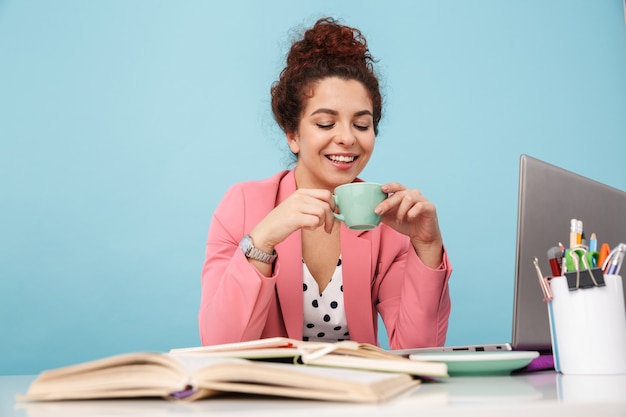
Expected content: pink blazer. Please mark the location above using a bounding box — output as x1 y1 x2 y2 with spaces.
199 170 452 349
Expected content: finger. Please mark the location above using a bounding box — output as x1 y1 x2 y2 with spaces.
381 182 405 194
306 189 337 213
301 189 336 230
396 192 428 223
404 200 428 222
395 194 416 223
299 215 325 231
407 200 436 221
301 197 335 232
324 209 336 233
328 195 337 213
376 189 414 216
299 199 336 232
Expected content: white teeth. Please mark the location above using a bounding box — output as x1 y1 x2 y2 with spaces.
328 155 355 162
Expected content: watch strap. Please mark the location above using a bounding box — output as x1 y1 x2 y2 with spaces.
241 234 277 264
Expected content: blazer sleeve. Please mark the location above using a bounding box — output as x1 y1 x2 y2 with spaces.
376 234 452 350
198 183 279 345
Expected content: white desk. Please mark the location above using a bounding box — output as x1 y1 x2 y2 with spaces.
2 371 626 417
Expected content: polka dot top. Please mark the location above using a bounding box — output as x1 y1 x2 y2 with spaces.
302 257 350 342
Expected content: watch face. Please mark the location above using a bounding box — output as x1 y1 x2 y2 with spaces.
240 235 252 255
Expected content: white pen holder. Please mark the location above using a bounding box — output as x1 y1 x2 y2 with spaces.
557 374 626 403
547 274 626 375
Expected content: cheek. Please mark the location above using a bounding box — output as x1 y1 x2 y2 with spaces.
361 135 376 155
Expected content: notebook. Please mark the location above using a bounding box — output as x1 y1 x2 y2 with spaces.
393 154 626 355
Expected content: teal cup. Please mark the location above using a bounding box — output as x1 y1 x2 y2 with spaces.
333 182 387 230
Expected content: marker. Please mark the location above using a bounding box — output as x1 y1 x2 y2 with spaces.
598 243 611 271
576 220 583 246
547 246 563 276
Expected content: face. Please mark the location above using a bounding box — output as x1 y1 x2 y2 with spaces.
288 77 375 191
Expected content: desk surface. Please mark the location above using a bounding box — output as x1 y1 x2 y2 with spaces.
2 371 626 417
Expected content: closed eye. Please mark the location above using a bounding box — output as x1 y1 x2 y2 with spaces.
317 123 335 129
354 124 370 131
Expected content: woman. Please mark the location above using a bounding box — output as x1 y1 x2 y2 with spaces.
198 17 451 349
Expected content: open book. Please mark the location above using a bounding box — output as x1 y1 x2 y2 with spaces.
170 337 448 378
19 338 448 403
18 352 421 403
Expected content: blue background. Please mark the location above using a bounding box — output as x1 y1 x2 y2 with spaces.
1 0 625 375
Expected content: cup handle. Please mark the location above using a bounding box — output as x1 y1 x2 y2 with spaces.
332 195 344 222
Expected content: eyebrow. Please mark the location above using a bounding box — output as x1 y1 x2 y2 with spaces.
310 108 373 117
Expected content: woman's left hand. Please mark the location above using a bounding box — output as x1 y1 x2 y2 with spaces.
375 182 444 268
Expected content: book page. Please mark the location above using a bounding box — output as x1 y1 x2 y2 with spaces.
193 360 419 403
170 337 299 354
167 354 252 374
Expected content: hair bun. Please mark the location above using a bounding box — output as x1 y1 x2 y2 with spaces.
288 18 374 70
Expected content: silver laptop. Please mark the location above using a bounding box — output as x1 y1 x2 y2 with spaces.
393 154 626 355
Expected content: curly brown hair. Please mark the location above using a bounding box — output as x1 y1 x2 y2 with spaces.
271 17 382 136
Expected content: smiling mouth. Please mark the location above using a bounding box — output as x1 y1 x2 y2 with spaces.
327 155 356 163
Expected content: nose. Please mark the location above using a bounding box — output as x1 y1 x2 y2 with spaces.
334 124 356 146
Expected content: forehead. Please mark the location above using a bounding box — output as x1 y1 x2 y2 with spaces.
303 77 373 115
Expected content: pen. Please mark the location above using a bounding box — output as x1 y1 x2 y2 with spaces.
576 220 583 246
605 243 625 275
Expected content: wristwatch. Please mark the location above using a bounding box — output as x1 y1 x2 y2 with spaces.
240 234 277 264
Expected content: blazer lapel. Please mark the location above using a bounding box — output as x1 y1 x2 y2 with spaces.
274 171 304 339
341 226 376 344
275 230 304 339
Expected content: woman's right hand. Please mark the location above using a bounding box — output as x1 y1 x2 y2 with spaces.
248 188 337 256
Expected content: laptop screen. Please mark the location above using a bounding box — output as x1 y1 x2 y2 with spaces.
512 154 626 351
